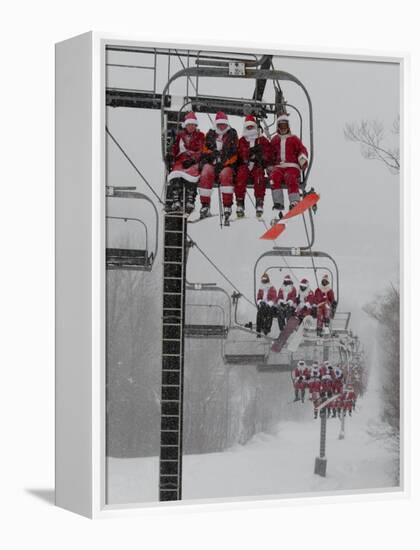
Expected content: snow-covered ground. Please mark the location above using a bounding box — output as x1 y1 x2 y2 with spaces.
107 397 399 504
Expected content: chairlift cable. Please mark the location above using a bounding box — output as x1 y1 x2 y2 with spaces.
106 127 164 206
187 237 255 308
302 210 320 289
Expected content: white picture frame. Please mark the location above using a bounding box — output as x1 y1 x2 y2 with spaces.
55 32 408 518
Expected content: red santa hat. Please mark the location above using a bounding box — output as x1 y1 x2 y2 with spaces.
276 113 290 125
215 111 229 126
283 274 293 284
182 111 199 128
300 278 309 286
243 114 257 128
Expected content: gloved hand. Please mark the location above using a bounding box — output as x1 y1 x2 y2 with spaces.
182 158 195 169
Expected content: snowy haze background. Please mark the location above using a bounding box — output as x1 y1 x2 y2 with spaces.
105 48 400 504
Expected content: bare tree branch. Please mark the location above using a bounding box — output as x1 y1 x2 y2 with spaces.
344 118 400 174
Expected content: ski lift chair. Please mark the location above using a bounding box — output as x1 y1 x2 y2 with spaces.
185 283 230 339
106 186 159 271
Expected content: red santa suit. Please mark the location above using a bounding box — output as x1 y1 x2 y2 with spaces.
168 112 205 184
321 374 333 396
277 282 297 307
332 378 343 395
269 115 309 207
256 283 277 306
295 279 315 319
314 276 335 331
308 378 321 401
342 388 357 413
236 116 272 202
199 112 238 207
292 362 306 380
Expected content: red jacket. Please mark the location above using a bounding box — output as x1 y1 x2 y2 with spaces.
171 130 205 164
270 133 308 171
292 366 304 379
257 285 277 306
314 287 335 306
277 285 297 305
296 288 315 308
238 135 272 167
309 379 321 394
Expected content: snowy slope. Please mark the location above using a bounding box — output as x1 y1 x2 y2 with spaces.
107 397 399 504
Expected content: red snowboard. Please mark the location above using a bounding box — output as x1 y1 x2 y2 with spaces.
260 192 320 241
271 315 301 353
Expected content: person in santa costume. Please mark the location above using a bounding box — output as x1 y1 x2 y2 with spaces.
236 115 272 218
166 111 205 213
314 274 337 337
276 274 297 331
342 384 357 416
255 272 277 337
294 277 315 321
199 111 238 223
268 113 309 223
292 360 307 402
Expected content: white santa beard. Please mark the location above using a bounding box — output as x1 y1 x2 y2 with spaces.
215 125 230 136
243 128 258 140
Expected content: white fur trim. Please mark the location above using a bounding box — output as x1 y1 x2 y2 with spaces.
199 188 212 197
168 170 200 183
182 119 199 128
280 136 286 163
275 162 301 170
244 121 257 129
276 115 289 124
220 186 234 194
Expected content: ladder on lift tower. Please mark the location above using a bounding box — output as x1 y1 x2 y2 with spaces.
159 211 188 501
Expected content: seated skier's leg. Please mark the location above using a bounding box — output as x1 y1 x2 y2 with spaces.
256 303 265 337
264 306 275 335
277 304 286 331
270 169 285 223
199 164 215 218
235 165 248 218
169 178 182 211
185 180 197 214
284 168 301 209
253 166 266 218
316 305 324 337
220 167 234 222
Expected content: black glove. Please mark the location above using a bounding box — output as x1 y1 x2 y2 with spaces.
182 158 195 169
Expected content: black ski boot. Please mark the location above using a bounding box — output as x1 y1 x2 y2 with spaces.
236 199 245 218
289 200 299 210
224 206 232 226
200 205 210 219
301 390 305 403
185 193 195 215
317 326 323 338
314 410 318 420
271 203 284 226
256 199 264 218
294 390 300 402
171 188 182 212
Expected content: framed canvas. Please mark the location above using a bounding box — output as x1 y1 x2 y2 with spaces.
55 32 407 518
